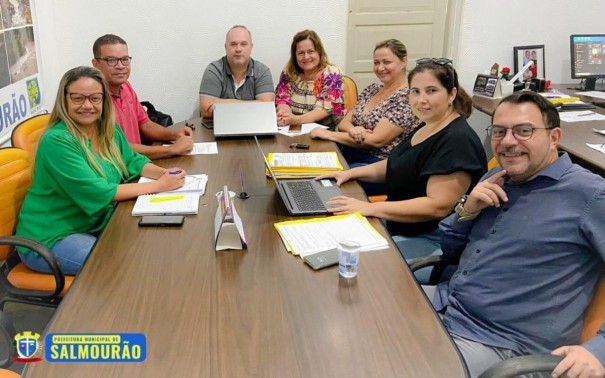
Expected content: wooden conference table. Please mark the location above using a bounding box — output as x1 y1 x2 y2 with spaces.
472 84 605 177
24 120 467 377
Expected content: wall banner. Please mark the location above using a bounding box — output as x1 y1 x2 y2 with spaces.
0 0 43 144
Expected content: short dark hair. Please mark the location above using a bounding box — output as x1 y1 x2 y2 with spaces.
93 34 127 57
408 61 473 119
493 91 560 129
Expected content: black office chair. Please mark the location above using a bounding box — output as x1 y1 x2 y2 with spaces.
411 256 605 378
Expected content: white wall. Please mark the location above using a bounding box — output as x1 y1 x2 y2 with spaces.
32 0 605 129
33 0 348 122
457 0 605 153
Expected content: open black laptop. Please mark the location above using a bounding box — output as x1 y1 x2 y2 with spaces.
254 137 343 215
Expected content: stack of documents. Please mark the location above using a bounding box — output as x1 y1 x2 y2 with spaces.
540 93 595 112
274 213 389 257
138 174 208 194
267 152 343 179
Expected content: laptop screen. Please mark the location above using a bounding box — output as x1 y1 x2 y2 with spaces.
254 136 279 186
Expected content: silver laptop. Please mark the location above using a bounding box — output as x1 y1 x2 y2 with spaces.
214 102 278 137
254 137 343 215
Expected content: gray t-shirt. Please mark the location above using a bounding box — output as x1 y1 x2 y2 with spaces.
199 56 274 100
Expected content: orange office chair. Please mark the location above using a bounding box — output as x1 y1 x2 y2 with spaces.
0 369 19 378
410 258 605 377
10 113 50 156
0 147 73 308
487 156 499 170
343 76 358 112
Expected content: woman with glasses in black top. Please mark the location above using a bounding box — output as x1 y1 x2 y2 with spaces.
318 58 487 282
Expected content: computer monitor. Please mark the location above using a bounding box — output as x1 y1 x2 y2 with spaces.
570 34 605 91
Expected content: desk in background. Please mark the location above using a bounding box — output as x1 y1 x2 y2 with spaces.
472 85 605 177
24 120 467 377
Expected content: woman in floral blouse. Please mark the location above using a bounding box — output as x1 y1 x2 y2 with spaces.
275 30 345 129
310 39 420 169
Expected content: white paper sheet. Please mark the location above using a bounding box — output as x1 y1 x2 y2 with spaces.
586 143 605 154
277 123 327 137
138 174 208 195
270 152 341 169
559 111 605 122
163 142 218 155
576 91 605 100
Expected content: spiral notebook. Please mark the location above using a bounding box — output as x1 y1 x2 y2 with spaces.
137 174 208 194
131 193 200 216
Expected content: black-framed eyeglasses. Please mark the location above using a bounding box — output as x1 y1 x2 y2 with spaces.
486 124 553 141
416 57 453 66
68 92 104 105
95 56 132 66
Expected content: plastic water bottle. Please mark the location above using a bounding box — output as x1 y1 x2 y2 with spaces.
338 240 361 278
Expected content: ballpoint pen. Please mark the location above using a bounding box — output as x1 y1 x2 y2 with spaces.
238 168 249 199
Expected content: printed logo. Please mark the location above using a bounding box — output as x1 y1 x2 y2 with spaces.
45 333 146 363
14 331 43 363
26 78 41 110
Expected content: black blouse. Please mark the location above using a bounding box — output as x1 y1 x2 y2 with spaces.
385 117 487 237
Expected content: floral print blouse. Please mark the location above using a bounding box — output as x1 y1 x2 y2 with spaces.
352 83 420 159
275 64 345 130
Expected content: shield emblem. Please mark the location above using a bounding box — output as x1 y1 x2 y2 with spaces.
18 338 37 358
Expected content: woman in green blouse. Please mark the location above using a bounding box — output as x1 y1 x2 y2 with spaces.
16 66 186 275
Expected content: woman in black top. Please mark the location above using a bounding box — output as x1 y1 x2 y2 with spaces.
320 58 486 276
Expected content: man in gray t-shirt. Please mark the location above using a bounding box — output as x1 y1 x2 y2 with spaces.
199 25 274 118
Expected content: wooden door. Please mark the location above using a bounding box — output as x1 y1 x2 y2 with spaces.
346 0 450 90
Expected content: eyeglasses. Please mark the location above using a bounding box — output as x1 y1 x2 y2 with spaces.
486 124 553 141
416 57 453 66
68 93 104 105
95 56 132 66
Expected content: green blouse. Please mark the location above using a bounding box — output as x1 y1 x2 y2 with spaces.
16 121 150 252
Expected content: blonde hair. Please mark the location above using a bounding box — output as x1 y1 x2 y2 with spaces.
48 66 128 177
374 39 408 60
284 30 330 83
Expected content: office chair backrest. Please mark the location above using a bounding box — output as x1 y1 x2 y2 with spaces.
343 76 358 112
581 274 605 343
487 157 499 170
0 148 33 259
11 113 50 156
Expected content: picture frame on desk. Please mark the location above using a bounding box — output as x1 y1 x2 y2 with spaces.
514 45 545 80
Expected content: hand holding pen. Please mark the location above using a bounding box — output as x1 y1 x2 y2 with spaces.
156 168 187 192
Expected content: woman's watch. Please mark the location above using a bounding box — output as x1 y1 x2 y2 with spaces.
454 195 480 222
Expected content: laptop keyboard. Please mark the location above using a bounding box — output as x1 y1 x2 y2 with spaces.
285 181 326 212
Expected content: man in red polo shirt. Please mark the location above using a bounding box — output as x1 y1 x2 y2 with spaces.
92 34 193 159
